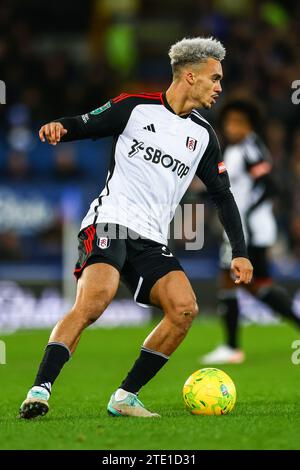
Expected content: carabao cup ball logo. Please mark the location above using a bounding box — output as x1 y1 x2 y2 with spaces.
183 368 236 416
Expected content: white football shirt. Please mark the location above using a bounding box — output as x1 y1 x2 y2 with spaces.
75 92 230 245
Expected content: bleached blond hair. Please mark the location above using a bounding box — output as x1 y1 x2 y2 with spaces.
169 37 226 78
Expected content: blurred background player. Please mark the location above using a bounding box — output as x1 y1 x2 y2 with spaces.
201 97 300 365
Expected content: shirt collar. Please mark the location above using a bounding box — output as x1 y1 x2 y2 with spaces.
162 92 190 119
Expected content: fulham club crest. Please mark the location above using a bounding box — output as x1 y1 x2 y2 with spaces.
97 237 110 249
186 137 197 152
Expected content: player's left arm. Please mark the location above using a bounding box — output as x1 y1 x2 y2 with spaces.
196 128 253 285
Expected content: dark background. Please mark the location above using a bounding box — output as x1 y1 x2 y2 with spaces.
1 0 300 323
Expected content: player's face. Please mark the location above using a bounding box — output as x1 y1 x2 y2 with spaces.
192 58 223 109
223 111 252 143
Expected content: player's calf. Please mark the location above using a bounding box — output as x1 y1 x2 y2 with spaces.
111 301 198 412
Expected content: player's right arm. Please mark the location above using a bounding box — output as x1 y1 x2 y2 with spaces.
196 126 253 285
39 122 68 145
39 97 133 145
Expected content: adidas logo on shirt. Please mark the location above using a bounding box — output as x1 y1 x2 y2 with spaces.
143 124 156 132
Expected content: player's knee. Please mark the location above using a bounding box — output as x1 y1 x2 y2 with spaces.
169 299 199 332
75 290 112 325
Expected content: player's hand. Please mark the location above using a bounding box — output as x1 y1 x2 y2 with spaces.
39 122 68 145
231 257 253 285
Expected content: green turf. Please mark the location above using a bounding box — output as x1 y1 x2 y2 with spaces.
0 320 300 450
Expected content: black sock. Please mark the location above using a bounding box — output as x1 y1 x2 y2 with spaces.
120 347 169 394
33 343 71 393
218 290 240 349
257 285 300 328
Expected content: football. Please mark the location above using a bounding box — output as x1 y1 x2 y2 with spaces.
183 368 236 415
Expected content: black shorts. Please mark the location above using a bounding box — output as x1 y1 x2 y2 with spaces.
74 223 184 306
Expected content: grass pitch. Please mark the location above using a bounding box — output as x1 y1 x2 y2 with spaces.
0 320 300 450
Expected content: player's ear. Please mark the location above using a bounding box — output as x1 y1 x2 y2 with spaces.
186 70 195 86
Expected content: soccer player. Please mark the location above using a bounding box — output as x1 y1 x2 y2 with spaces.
19 37 252 419
201 98 300 365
